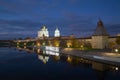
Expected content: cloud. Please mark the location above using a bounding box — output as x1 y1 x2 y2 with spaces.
0 31 36 35
0 31 37 40
0 0 19 14
0 19 42 39
0 32 8 35
0 19 41 29
106 24 120 35
0 0 120 39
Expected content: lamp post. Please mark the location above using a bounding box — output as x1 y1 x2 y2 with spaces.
115 48 119 53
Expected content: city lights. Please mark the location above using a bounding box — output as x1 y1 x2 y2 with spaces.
37 43 40 47
115 49 119 53
115 67 119 71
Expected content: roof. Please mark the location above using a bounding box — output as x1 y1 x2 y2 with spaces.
77 37 91 39
109 36 120 38
92 20 109 36
41 25 47 29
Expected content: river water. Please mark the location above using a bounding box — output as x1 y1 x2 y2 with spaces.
0 47 120 80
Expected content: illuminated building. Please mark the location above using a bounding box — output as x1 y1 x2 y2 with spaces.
92 19 109 49
54 28 60 37
38 25 49 38
38 55 49 64
117 34 120 36
77 19 119 49
15 19 119 49
38 26 60 38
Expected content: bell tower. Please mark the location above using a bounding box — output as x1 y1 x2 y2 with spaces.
54 27 60 37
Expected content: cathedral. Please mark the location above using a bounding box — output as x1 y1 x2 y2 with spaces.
14 19 119 51
37 20 119 49
38 26 60 38
38 26 49 38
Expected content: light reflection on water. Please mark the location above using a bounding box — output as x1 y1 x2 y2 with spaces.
0 47 120 80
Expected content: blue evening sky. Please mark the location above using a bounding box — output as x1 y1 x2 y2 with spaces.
0 0 120 39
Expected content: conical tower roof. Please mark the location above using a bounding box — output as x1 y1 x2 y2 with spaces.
92 19 109 36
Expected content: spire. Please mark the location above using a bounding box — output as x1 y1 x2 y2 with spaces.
56 27 58 30
92 19 109 36
55 26 58 30
97 18 103 27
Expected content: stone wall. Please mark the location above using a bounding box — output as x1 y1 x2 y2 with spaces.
92 36 108 49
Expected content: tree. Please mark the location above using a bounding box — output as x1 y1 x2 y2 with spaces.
84 42 92 49
53 38 60 47
116 37 120 45
72 39 80 48
66 40 72 48
59 39 67 48
108 42 116 49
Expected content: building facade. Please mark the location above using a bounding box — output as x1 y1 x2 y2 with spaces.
36 20 119 49
91 20 109 49
54 28 60 37
38 26 49 38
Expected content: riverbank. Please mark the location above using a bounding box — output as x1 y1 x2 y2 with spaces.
61 48 120 66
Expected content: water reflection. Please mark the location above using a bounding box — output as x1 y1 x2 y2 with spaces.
15 46 120 80
36 46 60 64
94 70 107 80
16 46 120 72
38 55 49 64
17 46 34 53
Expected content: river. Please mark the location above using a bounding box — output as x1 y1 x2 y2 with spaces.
0 47 120 80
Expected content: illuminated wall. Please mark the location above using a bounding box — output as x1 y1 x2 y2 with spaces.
38 26 49 38
54 28 60 37
92 36 108 49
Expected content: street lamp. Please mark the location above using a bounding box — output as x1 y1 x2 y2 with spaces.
115 67 119 71
37 42 40 47
115 48 119 53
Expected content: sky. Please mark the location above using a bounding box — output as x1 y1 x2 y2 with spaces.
0 0 120 40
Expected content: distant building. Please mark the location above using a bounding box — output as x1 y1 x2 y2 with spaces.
77 19 119 49
92 19 109 49
38 25 49 38
54 28 60 37
35 19 119 49
38 26 61 38
117 34 120 36
15 19 119 49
